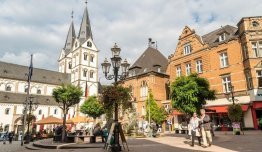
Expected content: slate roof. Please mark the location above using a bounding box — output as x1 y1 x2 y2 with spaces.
202 25 238 47
0 61 70 85
64 21 76 55
78 6 93 44
0 91 59 106
129 47 168 76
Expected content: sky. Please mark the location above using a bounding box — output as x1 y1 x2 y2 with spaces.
0 0 261 84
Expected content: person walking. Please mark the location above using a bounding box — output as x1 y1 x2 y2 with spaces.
3 131 8 144
189 112 201 147
200 109 212 148
8 131 14 144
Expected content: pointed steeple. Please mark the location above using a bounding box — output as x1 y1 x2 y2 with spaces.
64 12 76 54
78 2 93 43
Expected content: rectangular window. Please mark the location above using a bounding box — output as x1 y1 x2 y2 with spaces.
242 44 249 60
186 63 191 76
176 66 181 77
222 75 231 93
252 41 262 57
183 43 191 55
245 71 253 89
219 33 226 42
196 59 203 73
220 52 229 68
257 70 262 88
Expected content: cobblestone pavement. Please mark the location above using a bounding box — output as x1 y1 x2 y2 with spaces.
2 131 262 152
0 141 27 152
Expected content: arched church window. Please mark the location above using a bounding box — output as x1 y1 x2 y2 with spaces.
90 71 94 78
75 42 78 48
5 84 12 91
37 89 41 94
90 54 94 62
5 108 10 115
68 62 72 69
87 41 92 47
84 53 88 60
83 69 88 77
24 85 28 93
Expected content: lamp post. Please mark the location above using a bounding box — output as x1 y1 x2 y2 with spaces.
101 43 130 151
23 96 38 144
225 85 238 105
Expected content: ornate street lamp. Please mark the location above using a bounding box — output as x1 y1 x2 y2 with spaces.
23 96 39 144
225 85 238 105
101 43 130 151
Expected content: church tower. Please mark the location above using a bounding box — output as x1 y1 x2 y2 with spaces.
58 2 99 106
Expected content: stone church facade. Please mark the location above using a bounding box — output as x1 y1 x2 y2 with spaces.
0 4 98 133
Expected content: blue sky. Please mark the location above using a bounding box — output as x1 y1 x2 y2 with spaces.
0 0 261 84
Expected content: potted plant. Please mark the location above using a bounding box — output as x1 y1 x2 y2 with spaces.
227 104 243 135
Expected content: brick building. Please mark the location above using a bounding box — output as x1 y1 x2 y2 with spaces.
121 40 170 128
167 16 262 129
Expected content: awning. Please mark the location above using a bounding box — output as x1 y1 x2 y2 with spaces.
253 102 262 109
206 105 249 113
172 110 183 115
67 116 90 124
35 115 63 125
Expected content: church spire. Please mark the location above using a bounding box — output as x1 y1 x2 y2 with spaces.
78 0 93 43
64 12 76 53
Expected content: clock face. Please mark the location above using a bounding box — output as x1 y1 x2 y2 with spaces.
87 41 92 47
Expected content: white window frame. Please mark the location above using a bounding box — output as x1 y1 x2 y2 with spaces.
140 81 148 97
222 75 231 93
83 53 88 60
185 63 191 76
196 59 203 73
220 52 229 68
183 43 191 55
176 66 181 77
257 70 262 88
252 41 262 57
219 33 226 42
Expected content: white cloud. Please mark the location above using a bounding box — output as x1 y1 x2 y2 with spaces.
0 0 261 84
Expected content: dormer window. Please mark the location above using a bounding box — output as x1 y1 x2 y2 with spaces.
219 33 226 42
252 21 259 27
183 43 191 55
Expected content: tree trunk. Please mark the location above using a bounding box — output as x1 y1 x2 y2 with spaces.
62 104 66 142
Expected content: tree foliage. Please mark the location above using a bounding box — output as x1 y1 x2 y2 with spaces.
228 104 243 122
80 96 104 119
146 92 168 124
52 83 83 142
171 74 216 115
101 85 132 120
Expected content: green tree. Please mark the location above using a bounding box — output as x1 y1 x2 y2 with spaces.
171 74 216 115
101 85 132 121
146 92 168 125
80 96 104 122
52 84 83 142
228 104 243 122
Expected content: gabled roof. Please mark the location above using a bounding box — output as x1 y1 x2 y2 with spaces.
129 47 168 76
64 21 76 55
0 61 70 85
202 25 238 47
78 6 93 44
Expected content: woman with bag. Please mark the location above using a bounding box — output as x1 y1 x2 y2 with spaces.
189 112 201 147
